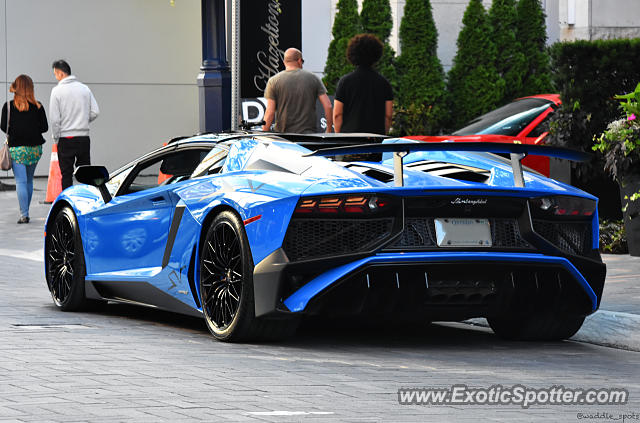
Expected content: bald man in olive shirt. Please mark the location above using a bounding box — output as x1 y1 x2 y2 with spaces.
262 48 333 133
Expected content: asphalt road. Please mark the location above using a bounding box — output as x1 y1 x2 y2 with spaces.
1 180 639 422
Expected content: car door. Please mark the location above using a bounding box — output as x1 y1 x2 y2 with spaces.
83 147 210 277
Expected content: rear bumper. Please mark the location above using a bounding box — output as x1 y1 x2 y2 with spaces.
252 251 605 319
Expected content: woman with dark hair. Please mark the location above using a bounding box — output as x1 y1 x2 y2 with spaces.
1 74 48 223
333 34 393 134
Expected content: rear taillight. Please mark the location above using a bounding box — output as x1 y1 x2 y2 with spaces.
294 194 394 217
318 197 342 213
530 196 596 219
343 196 368 213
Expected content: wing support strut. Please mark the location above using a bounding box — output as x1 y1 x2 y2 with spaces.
510 153 527 187
393 151 408 187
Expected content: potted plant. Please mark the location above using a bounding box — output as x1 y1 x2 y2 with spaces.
593 82 640 255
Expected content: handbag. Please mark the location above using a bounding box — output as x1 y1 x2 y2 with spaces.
1 102 11 171
0 140 10 171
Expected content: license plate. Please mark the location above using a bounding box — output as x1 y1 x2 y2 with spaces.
434 218 492 247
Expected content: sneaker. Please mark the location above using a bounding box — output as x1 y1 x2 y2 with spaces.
17 216 30 224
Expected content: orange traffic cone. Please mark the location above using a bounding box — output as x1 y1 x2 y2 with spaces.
44 143 62 204
157 141 172 184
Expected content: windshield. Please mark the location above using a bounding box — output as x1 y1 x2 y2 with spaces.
453 98 553 136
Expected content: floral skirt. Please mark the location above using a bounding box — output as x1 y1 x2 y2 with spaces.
9 145 43 166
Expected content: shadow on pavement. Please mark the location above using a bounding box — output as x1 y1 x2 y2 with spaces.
81 302 207 332
75 302 597 352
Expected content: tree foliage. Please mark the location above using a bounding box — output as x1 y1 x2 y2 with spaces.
360 0 397 91
323 0 360 94
395 0 446 134
447 0 503 130
488 0 525 104
515 0 553 96
360 0 392 40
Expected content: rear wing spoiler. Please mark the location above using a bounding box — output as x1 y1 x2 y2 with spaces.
307 141 591 188
271 132 388 151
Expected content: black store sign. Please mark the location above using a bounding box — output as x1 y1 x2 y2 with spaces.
241 97 332 131
241 0 302 99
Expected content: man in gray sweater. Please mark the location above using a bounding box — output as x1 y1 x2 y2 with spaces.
49 59 99 190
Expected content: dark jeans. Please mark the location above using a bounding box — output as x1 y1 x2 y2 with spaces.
58 136 91 190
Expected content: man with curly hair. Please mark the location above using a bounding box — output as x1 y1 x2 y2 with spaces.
333 34 393 135
262 48 333 133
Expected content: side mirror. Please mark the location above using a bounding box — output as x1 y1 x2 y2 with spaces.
74 165 112 203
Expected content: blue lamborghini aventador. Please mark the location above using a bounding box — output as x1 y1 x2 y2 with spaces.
44 133 606 342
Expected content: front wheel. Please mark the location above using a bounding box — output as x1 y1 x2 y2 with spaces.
45 207 89 311
199 211 297 342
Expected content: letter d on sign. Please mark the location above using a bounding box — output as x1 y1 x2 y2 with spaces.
242 100 265 123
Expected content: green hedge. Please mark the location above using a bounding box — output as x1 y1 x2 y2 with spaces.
547 38 640 218
548 39 640 154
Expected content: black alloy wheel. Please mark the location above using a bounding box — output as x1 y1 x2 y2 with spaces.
45 207 88 311
199 210 299 342
200 211 252 340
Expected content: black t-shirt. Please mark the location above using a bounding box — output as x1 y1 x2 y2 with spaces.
1 100 48 147
335 66 393 134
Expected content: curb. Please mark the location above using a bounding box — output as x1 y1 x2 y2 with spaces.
572 310 640 352
466 310 640 352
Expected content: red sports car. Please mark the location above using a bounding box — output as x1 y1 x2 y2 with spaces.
407 94 560 176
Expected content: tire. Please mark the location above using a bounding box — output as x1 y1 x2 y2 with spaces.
488 311 585 341
45 206 90 311
199 210 297 342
